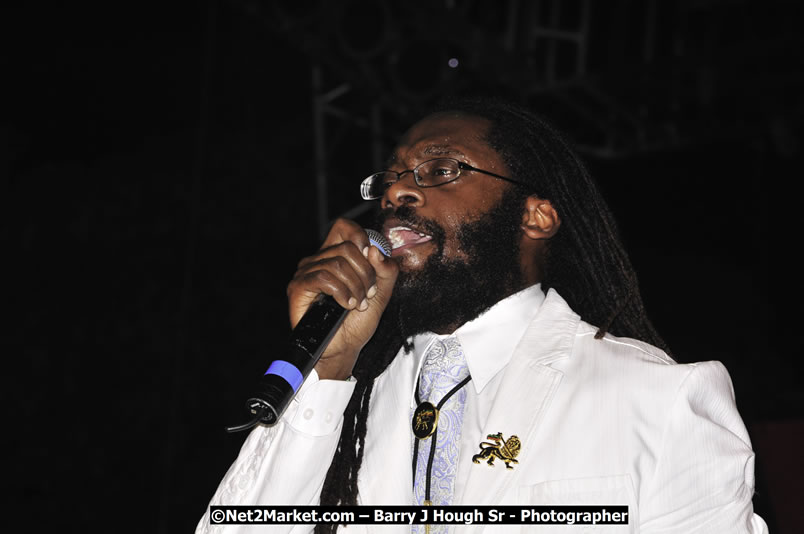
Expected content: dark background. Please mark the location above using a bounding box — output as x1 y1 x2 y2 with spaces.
5 0 801 532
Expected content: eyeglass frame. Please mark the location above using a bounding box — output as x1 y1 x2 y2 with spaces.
359 157 530 200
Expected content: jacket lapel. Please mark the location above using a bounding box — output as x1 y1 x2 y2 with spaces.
457 289 580 505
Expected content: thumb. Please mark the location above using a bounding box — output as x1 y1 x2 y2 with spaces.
366 245 398 308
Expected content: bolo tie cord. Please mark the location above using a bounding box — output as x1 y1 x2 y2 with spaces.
412 374 473 505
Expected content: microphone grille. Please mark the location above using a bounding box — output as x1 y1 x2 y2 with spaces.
365 229 392 257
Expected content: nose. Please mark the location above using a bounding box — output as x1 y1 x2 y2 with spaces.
382 171 425 209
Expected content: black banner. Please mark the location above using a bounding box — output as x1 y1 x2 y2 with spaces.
209 505 629 526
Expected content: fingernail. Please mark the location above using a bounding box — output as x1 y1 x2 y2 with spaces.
367 285 377 298
362 246 369 258
359 299 368 310
348 297 357 308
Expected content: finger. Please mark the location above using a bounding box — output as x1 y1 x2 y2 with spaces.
365 245 399 304
320 218 370 252
296 243 376 300
368 244 398 279
298 241 375 286
292 268 360 315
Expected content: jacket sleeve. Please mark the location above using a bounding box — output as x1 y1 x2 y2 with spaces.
640 361 768 533
195 371 357 534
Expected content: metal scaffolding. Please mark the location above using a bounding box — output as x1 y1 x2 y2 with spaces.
241 0 801 232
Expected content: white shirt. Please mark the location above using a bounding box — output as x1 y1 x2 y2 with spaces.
409 283 546 398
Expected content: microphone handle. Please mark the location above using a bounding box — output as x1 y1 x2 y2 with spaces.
246 294 348 425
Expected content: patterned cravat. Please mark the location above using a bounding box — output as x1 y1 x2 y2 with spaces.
413 336 471 532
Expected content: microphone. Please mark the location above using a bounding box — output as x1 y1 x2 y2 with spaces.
226 229 392 432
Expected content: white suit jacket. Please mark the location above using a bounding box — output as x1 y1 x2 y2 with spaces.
198 290 767 533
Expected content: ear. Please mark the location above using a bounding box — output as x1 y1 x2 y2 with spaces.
521 195 561 239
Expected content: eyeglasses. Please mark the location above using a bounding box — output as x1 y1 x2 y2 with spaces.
359 157 528 200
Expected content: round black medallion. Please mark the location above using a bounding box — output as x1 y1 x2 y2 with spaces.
412 401 439 439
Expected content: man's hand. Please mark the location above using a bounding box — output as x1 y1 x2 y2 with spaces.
287 219 399 381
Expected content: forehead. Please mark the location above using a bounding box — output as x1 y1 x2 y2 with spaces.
389 113 503 169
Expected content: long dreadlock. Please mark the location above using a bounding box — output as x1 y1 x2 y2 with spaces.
315 96 669 531
462 97 669 350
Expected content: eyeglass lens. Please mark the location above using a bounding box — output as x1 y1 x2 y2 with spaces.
364 159 463 199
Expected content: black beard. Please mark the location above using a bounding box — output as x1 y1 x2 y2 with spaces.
376 187 526 339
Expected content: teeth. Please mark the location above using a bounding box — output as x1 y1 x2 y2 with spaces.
388 226 408 249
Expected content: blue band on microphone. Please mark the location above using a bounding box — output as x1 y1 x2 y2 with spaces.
264 360 304 392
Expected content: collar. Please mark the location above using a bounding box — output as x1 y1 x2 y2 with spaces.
405 283 546 407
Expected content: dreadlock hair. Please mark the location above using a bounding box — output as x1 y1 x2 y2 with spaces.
440 96 670 351
315 96 670 531
316 300 410 533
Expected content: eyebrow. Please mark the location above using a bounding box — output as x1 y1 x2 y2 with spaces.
385 144 465 168
423 144 464 157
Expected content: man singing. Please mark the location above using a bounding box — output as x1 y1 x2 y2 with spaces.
197 97 767 533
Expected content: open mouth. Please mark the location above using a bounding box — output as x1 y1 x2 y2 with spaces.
385 225 434 254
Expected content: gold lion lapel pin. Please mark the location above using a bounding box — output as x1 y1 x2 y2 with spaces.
472 432 521 469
